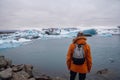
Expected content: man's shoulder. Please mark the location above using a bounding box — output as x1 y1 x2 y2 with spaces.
69 43 76 48
84 44 91 50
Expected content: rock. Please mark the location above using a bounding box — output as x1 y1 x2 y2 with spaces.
108 58 114 63
52 77 66 80
0 56 66 80
35 75 51 80
0 56 5 60
0 68 12 79
12 71 30 80
24 64 33 77
0 68 4 71
28 78 36 80
55 77 60 80
96 68 109 75
86 74 110 80
0 56 8 69
6 58 12 67
12 64 24 72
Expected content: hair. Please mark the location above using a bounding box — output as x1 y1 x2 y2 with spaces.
77 32 84 37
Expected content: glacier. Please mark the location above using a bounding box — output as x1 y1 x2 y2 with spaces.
0 26 120 49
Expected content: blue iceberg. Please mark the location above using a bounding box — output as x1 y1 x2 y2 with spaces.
0 42 22 50
83 29 97 36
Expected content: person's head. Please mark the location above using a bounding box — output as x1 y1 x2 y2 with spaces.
77 32 84 37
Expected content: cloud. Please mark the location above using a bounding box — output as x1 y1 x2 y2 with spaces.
0 0 120 29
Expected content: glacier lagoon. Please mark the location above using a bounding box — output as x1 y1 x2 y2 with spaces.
0 26 120 49
0 35 120 79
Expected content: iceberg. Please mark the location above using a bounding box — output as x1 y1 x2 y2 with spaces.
98 33 112 37
0 40 22 49
15 38 31 42
0 38 31 49
83 29 97 36
60 28 80 37
60 29 70 35
0 26 120 49
96 27 120 35
42 28 61 35
13 30 40 39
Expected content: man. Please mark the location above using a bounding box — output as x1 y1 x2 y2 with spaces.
66 32 92 80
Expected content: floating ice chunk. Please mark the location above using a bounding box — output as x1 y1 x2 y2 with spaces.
108 58 114 63
0 40 4 44
0 42 22 49
0 38 31 49
83 29 97 35
98 33 112 37
17 38 31 42
60 29 69 35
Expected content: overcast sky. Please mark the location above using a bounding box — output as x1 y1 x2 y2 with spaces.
0 0 120 30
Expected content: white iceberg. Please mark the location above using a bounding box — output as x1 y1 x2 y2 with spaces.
0 26 120 49
0 40 22 49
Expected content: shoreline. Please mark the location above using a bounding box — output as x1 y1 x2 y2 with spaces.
0 55 67 80
0 55 119 80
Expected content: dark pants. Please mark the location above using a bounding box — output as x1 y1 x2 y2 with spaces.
70 71 86 80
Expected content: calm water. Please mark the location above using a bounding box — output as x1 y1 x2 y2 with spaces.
0 35 120 78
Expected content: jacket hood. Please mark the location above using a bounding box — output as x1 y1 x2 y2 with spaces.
73 36 87 45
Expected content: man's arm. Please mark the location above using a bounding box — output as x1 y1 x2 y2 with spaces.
66 44 74 70
86 44 92 72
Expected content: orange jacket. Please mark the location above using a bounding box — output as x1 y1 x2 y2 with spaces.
66 36 92 73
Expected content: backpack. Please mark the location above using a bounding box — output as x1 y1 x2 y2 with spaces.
72 44 85 65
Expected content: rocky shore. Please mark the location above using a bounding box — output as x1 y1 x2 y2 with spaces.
1 55 119 80
0 55 66 80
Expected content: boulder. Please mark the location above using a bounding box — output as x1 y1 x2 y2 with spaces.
0 68 12 79
0 56 5 60
0 56 8 69
96 68 109 75
12 64 24 72
35 74 51 80
0 56 67 80
108 58 114 63
28 78 36 80
12 71 30 80
52 77 67 80
24 64 33 77
6 58 12 67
